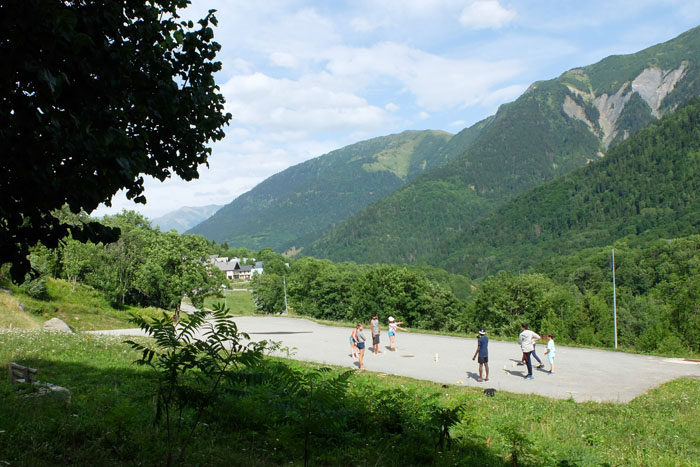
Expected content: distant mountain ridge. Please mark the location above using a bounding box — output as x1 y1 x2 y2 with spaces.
151 205 222 233
186 130 455 250
307 25 700 265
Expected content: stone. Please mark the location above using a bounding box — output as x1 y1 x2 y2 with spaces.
43 317 74 333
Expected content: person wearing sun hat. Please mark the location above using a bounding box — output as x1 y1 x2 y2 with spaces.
387 316 405 351
472 328 489 382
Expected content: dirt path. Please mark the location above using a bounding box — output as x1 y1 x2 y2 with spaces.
91 316 700 402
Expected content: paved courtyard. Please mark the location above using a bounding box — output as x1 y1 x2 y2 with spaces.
94 316 700 402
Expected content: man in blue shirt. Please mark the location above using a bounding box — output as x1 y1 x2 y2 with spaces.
472 328 489 382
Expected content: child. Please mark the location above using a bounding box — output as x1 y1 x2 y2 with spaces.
349 327 358 359
472 328 489 382
387 316 405 351
354 323 367 370
544 334 556 374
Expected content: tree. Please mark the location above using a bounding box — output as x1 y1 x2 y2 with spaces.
0 0 231 281
134 232 224 321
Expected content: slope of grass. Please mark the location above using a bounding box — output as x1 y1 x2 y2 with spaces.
1 278 169 331
0 291 43 329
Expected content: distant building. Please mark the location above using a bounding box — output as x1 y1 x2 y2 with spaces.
212 257 263 280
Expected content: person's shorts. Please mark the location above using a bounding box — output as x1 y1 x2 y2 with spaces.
372 335 380 345
357 342 365 350
349 337 354 343
478 357 488 364
548 354 555 364
388 331 395 337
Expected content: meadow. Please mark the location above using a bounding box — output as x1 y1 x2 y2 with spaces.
1 328 698 466
1 279 699 466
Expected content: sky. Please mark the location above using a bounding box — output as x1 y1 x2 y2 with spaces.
91 0 700 220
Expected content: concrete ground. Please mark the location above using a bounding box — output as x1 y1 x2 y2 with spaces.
93 316 700 403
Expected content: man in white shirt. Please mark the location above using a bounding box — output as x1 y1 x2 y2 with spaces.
518 323 540 380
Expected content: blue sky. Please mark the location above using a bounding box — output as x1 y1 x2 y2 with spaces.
93 0 700 219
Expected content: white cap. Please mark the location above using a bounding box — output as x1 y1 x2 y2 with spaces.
388 316 395 322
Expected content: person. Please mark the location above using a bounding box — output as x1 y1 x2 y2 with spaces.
544 334 556 374
521 343 544 369
518 323 540 380
387 316 405 351
472 328 489 382
354 323 367 369
349 327 358 359
370 313 381 354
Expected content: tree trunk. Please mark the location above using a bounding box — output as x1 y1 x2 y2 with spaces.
174 300 181 324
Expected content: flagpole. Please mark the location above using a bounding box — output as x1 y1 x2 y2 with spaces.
612 248 618 349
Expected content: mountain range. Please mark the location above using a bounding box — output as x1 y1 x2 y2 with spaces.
151 205 222 233
187 130 453 251
307 25 700 265
187 25 700 277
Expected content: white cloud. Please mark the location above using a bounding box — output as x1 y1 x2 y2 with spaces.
479 83 528 108
459 1 516 30
418 111 430 120
385 102 400 112
450 119 466 128
325 42 523 111
221 72 391 133
269 52 300 68
351 17 378 32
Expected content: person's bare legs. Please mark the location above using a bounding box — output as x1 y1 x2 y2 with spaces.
389 335 396 351
484 363 489 381
359 347 366 369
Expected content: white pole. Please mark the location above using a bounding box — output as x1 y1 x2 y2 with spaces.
283 275 289 315
612 248 618 349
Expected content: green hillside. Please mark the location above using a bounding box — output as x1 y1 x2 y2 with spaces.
187 130 454 251
308 25 700 264
437 97 700 278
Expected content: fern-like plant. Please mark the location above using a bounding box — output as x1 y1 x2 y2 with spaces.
126 302 266 466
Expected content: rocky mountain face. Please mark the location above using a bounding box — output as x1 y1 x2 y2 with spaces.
307 25 700 265
560 62 687 149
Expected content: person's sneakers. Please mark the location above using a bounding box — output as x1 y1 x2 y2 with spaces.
548 371 554 375
525 375 534 380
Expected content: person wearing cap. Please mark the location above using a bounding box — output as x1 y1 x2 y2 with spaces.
472 328 489 382
387 316 405 351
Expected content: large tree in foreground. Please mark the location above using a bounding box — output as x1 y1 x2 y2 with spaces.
0 0 231 281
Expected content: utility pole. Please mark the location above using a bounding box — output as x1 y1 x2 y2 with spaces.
612 248 618 349
283 275 289 315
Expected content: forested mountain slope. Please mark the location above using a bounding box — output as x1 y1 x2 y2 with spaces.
187 130 453 250
437 98 700 278
308 25 700 264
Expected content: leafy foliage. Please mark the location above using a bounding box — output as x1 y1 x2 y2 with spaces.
126 303 266 466
0 0 231 281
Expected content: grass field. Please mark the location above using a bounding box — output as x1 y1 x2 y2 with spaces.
2 278 699 465
1 328 699 466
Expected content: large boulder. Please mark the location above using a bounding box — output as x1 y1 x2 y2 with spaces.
43 317 74 334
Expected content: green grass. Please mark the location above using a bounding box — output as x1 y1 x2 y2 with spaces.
1 330 698 466
0 278 174 331
202 289 258 316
